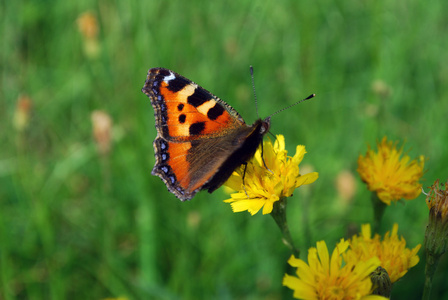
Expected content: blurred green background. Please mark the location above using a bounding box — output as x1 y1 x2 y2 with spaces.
1 0 447 299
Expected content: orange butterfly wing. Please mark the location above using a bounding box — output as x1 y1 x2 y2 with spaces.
142 68 269 200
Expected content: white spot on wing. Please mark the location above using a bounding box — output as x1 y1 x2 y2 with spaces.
164 72 176 82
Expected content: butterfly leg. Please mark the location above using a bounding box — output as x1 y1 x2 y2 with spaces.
241 162 250 198
260 141 274 174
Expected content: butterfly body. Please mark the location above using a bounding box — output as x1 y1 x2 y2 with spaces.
142 68 270 201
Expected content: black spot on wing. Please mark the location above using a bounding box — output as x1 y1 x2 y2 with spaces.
179 114 186 124
207 103 225 120
189 122 205 135
158 69 171 77
166 76 189 92
188 87 212 107
177 103 184 111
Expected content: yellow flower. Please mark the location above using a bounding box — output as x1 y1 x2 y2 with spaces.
344 224 421 283
283 239 386 300
223 135 318 215
357 137 425 205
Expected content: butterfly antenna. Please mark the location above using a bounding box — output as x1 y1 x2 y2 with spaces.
250 66 260 118
268 94 316 118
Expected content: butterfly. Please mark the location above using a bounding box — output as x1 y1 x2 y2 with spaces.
142 68 313 201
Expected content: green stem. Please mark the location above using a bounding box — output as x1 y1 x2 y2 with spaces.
371 192 387 233
422 251 441 300
301 184 312 250
271 198 300 258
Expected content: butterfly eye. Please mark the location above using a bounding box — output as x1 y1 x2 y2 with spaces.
259 117 271 134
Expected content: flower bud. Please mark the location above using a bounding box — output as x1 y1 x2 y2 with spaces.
370 266 392 298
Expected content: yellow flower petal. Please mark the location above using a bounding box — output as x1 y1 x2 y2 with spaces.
283 274 317 300
292 145 306 164
223 172 243 191
316 241 330 275
295 172 319 187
